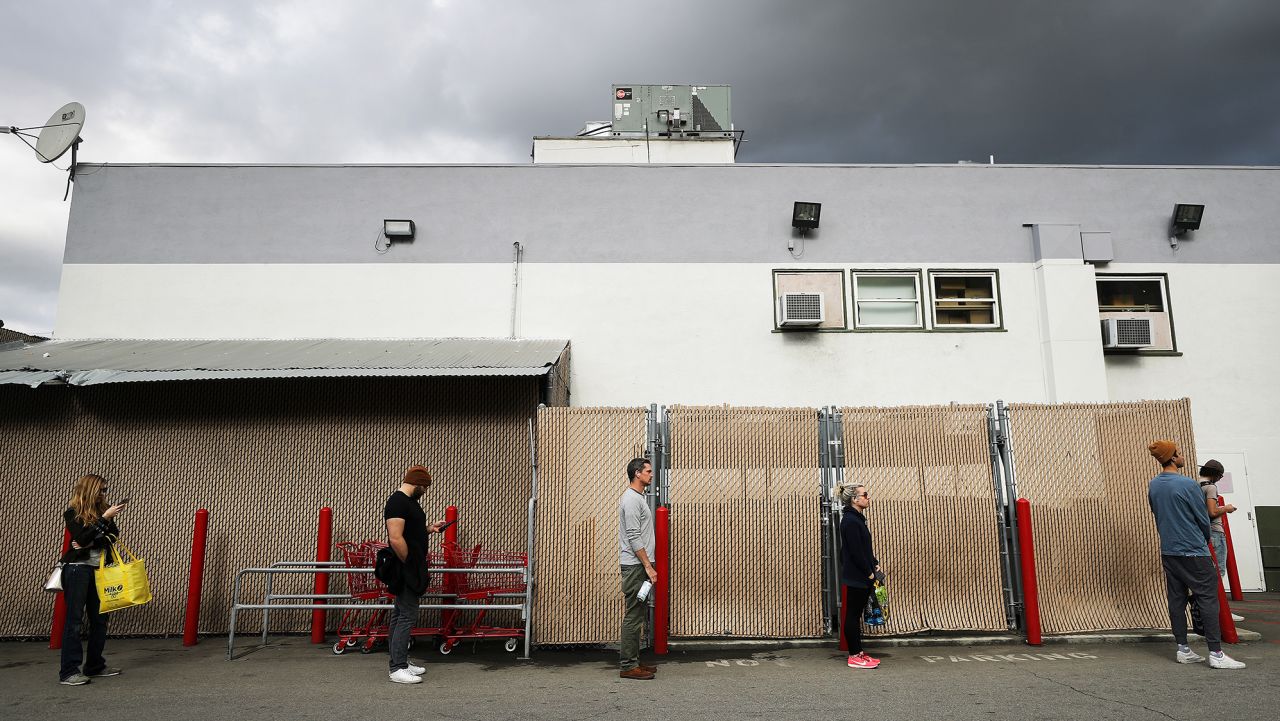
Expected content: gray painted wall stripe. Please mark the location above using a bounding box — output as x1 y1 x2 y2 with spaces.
65 164 1280 265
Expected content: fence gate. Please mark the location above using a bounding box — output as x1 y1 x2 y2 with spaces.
532 406 647 644
666 406 823 638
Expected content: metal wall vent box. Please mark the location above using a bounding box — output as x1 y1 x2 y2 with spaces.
778 292 825 327
1101 317 1154 348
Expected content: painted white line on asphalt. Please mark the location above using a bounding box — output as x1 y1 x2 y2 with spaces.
919 652 1099 663
704 658 793 668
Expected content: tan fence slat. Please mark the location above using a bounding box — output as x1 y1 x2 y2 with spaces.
532 407 646 644
1007 399 1196 634
0 377 536 636
841 404 1007 634
668 406 823 638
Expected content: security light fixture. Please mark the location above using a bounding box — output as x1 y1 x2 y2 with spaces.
1171 204 1203 236
792 201 821 230
383 219 416 242
1169 204 1204 249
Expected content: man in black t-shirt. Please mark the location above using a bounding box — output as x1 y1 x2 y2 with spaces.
384 465 447 685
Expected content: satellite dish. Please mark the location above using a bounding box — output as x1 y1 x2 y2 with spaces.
1 101 87 200
35 102 85 163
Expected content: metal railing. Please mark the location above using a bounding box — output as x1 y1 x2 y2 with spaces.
227 564 530 660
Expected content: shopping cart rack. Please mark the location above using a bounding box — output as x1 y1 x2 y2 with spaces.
436 542 528 655
331 540 444 655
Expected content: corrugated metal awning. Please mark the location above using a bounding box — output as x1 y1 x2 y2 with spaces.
0 338 569 387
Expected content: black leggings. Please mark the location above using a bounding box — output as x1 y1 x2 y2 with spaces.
843 584 872 654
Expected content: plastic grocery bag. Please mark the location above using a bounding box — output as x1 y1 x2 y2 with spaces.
864 579 887 626
95 542 153 613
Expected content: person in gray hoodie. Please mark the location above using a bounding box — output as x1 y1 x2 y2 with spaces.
1146 440 1245 670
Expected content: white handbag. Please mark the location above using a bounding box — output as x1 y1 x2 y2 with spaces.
44 563 64 593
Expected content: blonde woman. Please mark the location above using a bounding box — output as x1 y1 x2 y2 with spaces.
57 474 128 686
835 480 880 669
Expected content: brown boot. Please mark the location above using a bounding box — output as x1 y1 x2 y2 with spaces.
619 667 655 680
638 664 658 673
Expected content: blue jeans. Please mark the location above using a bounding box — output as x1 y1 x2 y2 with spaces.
1210 531 1228 577
60 563 109 680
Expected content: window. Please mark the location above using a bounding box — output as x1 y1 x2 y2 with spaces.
1096 274 1176 351
929 271 1001 328
771 269 847 330
852 271 923 328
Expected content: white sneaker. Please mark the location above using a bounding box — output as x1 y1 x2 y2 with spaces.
389 668 423 684
1230 613 1244 622
1176 648 1205 664
1208 652 1246 670
407 663 426 676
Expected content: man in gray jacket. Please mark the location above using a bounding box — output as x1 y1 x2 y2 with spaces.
618 457 658 680
1146 440 1245 669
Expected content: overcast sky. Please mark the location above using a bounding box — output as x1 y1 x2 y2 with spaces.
3 0 1279 336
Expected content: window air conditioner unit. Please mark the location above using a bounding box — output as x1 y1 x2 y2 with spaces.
778 292 825 327
1101 317 1154 348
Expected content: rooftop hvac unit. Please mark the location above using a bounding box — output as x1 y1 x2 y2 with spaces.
778 292 824 327
1101 317 1154 348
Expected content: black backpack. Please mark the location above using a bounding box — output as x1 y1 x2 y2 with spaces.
374 546 404 593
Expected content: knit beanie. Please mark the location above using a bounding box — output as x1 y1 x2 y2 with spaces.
404 465 433 486
1147 440 1177 465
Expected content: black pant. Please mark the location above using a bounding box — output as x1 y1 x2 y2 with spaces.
60 563 109 680
1162 554 1221 653
843 584 872 655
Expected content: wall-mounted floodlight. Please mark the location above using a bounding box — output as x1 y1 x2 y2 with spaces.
383 219 416 242
1169 204 1203 249
792 201 821 230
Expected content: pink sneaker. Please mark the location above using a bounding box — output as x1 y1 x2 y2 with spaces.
847 652 880 669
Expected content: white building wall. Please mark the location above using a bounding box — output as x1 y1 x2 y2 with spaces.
1103 263 1280 510
58 261 1059 406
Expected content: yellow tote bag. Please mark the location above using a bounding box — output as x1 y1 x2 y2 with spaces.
95 542 153 613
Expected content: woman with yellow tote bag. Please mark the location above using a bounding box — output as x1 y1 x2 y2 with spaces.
58 474 128 686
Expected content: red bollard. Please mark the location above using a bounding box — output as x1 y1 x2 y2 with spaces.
49 529 71 649
838 585 849 653
183 509 209 646
1015 499 1042 646
1208 544 1239 644
654 505 669 655
444 505 459 547
1221 510 1244 602
310 507 333 644
443 506 459 591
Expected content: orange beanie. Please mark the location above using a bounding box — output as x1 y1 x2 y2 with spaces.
404 465 433 486
1148 440 1177 465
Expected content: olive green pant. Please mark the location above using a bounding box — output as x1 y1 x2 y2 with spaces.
619 564 649 670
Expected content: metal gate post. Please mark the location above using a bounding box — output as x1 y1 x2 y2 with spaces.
819 406 834 635
827 406 846 639
996 400 1025 630
522 418 538 660
988 404 1018 630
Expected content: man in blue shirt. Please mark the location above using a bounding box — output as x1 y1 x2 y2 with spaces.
1147 440 1245 670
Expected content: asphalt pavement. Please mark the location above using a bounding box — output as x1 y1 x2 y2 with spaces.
4 594 1275 721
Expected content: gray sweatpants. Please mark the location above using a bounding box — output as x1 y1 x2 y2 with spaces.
1162 554 1221 653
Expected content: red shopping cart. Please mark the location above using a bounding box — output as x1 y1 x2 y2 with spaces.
436 542 528 655
331 540 444 655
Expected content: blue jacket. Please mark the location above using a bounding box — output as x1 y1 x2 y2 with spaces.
1147 471 1211 556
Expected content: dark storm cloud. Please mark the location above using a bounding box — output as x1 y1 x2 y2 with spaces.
2 0 1278 334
